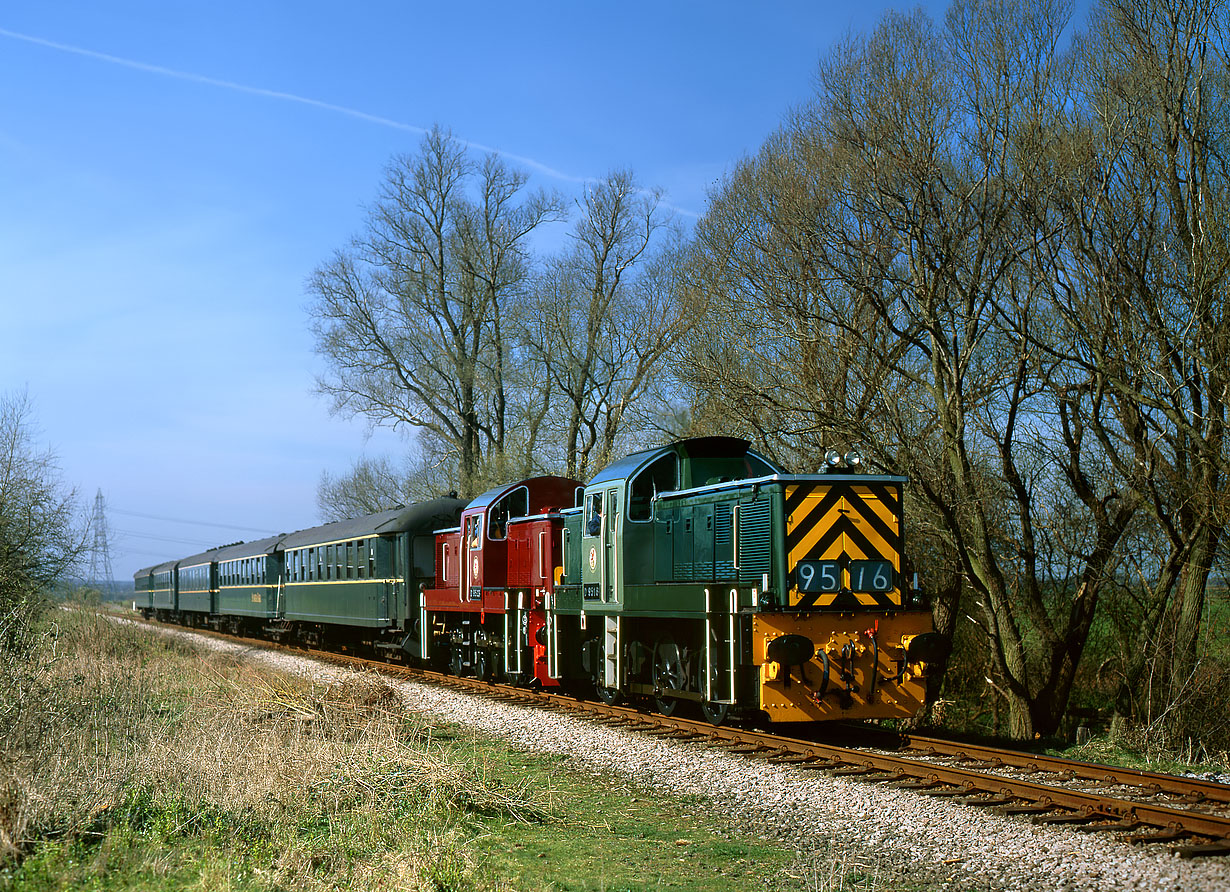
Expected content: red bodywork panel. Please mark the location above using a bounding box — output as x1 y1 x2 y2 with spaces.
507 514 564 686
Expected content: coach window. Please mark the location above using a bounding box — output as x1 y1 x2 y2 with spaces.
368 542 376 577
629 454 677 522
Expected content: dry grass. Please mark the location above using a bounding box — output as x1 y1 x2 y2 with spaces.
0 610 550 891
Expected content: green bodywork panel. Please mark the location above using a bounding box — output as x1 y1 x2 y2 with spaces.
216 583 280 618
177 564 216 614
283 580 393 626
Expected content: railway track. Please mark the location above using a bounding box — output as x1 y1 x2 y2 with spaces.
141 617 1230 859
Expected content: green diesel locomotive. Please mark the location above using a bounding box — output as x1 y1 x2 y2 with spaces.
549 436 941 724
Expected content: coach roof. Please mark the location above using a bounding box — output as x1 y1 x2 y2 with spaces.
211 535 286 563
279 497 466 549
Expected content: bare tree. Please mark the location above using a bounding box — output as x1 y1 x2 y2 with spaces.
1042 0 1230 732
309 127 561 496
315 454 452 522
525 172 689 478
0 390 84 646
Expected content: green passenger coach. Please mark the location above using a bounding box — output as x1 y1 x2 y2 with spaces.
133 566 154 611
279 498 464 644
213 536 285 626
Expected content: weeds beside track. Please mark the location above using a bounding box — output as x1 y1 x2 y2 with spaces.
0 609 812 892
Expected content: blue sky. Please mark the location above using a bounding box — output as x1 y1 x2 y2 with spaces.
1 0 936 582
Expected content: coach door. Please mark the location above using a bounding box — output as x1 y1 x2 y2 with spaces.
603 486 619 603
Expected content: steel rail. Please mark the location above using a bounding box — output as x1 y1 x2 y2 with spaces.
893 732 1230 805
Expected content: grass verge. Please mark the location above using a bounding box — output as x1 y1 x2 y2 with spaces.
1 611 909 891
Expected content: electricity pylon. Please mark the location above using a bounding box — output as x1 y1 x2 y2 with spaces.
87 488 116 596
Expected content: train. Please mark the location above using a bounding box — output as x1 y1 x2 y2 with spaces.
134 436 945 725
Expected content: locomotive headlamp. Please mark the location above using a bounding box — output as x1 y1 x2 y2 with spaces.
844 450 862 469
824 449 842 468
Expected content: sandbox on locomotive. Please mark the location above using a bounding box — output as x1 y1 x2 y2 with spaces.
136 436 943 725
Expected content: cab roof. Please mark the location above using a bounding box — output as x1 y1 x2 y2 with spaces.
587 436 783 487
462 476 580 512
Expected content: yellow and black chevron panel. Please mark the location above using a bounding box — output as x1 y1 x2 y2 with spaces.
784 481 903 609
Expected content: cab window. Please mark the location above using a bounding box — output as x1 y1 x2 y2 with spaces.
488 486 529 540
585 492 603 536
629 454 677 521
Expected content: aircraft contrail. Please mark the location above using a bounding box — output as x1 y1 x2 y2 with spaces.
0 26 607 190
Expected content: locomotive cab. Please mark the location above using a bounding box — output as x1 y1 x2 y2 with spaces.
421 476 581 681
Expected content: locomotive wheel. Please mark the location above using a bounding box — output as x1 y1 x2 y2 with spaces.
595 682 622 705
701 700 731 726
448 646 464 676
652 638 686 716
475 649 491 682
